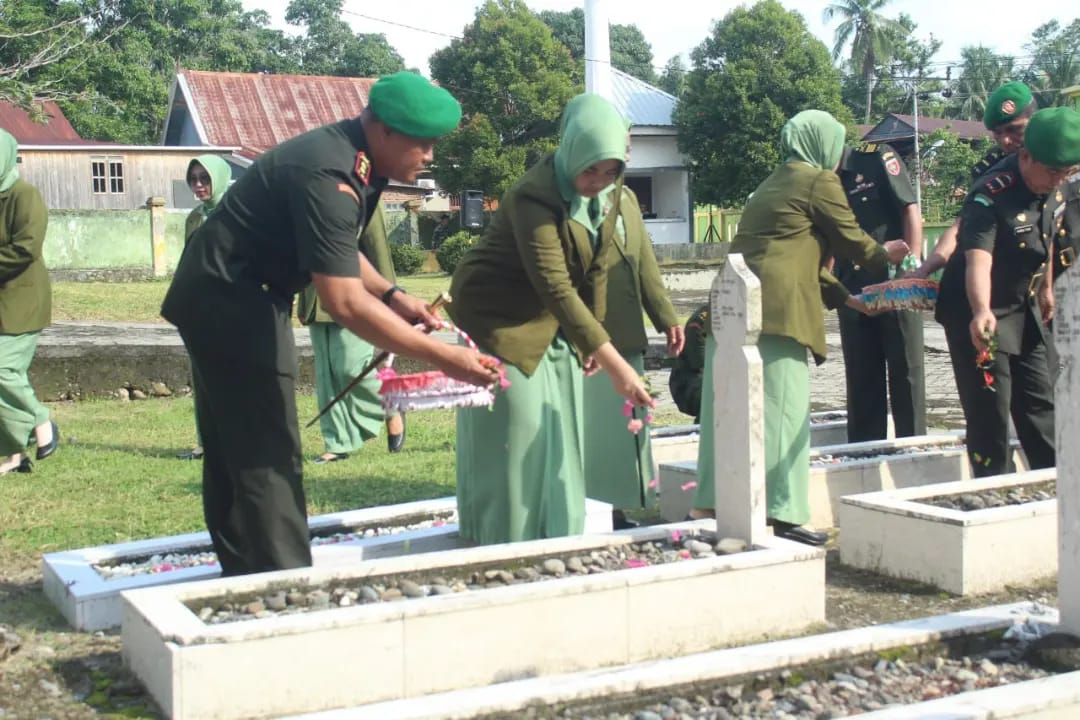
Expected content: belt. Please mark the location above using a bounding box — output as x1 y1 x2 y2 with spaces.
1060 246 1076 269
1028 269 1046 296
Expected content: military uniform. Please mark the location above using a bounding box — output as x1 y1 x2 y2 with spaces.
162 118 385 576
1053 174 1080 279
935 152 1061 477
834 143 925 441
668 304 709 423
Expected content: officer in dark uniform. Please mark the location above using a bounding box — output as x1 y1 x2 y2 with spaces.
161 72 497 577
1053 172 1080 280
668 304 709 423
834 143 925 441
934 107 1080 478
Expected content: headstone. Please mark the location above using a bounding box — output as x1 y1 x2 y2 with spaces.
709 254 767 546
1055 268 1080 636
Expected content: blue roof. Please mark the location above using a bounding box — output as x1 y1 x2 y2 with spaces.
610 68 676 127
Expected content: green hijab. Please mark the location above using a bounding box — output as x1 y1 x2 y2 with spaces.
0 129 19 193
554 93 628 233
780 110 846 171
187 154 232 217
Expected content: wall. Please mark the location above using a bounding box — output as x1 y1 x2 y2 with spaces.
626 133 684 170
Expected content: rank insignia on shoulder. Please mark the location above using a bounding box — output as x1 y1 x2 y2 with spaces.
856 142 878 153
973 194 993 207
884 156 901 176
983 173 1013 195
1057 190 1065 203
354 151 371 186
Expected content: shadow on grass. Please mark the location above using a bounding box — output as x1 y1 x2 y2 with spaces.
61 441 201 460
0 576 69 632
53 651 162 719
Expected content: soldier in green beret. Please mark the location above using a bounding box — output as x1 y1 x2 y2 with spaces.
161 71 498 577
0 129 58 475
834 142 925 442
668 304 710 423
935 107 1080 477
914 81 1038 279
449 93 654 545
297 200 407 463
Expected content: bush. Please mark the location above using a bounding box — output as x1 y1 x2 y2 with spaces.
389 242 426 276
435 231 475 274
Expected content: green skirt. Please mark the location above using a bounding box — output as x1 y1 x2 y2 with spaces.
310 322 387 454
693 333 811 525
583 352 654 509
0 331 49 456
456 335 586 544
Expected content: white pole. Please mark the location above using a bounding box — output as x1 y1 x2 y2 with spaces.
584 0 613 100
912 86 922 211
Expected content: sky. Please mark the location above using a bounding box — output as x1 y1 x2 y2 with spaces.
244 0 1065 79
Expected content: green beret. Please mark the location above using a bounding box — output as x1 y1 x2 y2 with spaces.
368 72 462 139
1024 107 1080 168
983 82 1034 129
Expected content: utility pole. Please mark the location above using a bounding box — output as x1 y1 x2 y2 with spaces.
912 86 921 211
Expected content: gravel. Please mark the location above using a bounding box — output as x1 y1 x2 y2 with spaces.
91 511 457 579
185 530 750 625
921 481 1056 512
811 443 966 467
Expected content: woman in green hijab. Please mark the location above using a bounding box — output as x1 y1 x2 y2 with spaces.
690 110 910 545
0 129 57 475
176 154 232 460
449 93 654 545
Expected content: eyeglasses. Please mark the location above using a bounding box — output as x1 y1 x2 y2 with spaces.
188 173 211 186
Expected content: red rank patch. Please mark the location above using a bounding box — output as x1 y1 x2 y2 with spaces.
884 157 901 176
354 151 371 186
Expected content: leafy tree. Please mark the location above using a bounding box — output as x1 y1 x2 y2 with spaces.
658 54 687 98
920 128 992 220
1022 19 1080 109
675 0 849 207
947 46 1015 121
429 0 577 198
537 7 657 85
286 0 404 77
824 0 905 123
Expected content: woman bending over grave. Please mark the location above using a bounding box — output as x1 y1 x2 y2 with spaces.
449 93 654 544
689 110 909 546
0 129 59 475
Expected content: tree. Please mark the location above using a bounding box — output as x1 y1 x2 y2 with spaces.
537 8 657 85
1022 19 1080 109
824 0 905 123
286 0 404 77
675 0 849 207
920 129 992 220
429 0 578 198
947 46 1015 121
658 54 687 97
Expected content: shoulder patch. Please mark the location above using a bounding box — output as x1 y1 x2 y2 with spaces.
884 156 902 176
972 149 1005 178
336 183 360 204
354 151 371 186
983 172 1014 195
973 194 993 207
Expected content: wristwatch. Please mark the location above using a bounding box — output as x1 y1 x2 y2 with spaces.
381 285 404 305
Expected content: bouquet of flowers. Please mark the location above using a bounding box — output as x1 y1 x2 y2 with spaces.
975 330 998 393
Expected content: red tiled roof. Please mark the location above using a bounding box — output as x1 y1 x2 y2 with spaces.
885 114 990 140
179 70 376 157
0 101 86 144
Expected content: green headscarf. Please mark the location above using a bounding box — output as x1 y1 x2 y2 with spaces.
187 154 232 217
0 129 19 193
554 93 628 233
780 110 846 171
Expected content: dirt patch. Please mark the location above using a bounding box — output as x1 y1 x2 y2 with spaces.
0 542 1057 719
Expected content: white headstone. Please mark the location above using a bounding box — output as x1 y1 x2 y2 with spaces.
1055 268 1080 635
709 254 768 545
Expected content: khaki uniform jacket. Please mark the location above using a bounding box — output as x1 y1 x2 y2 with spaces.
0 179 51 334
449 153 617 375
602 188 680 353
729 162 889 364
297 202 396 325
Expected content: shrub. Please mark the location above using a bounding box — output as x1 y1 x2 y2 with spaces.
389 242 426 276
434 231 475 274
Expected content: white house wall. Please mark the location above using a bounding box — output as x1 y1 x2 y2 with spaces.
626 133 684 171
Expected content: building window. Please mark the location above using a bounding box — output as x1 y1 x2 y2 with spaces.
624 175 654 218
91 156 125 194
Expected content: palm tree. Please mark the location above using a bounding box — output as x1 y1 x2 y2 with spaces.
949 46 1015 121
824 0 905 123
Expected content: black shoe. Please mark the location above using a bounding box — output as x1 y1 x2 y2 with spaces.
176 447 204 460
770 519 827 546
17 456 32 473
612 510 640 530
387 414 406 453
35 421 59 461
312 452 349 465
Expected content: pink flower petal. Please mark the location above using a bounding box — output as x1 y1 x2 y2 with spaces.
647 477 659 489
627 418 644 434
644 413 654 424
678 549 691 559
624 558 649 569
621 399 634 418
680 481 698 492
669 529 682 543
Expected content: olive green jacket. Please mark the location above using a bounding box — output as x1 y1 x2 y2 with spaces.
0 179 51 334
603 188 679 353
729 162 887 364
297 201 396 325
449 153 618 375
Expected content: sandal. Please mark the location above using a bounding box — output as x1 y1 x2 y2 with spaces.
312 452 349 464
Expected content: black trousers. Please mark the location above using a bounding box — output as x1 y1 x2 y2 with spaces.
179 303 311 577
838 306 926 441
943 319 1055 478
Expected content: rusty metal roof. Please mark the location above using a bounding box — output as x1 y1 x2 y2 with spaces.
867 113 990 142
0 101 86 144
177 70 376 157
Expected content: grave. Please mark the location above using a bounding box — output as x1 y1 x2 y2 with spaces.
658 433 1028 526
43 496 614 632
118 255 826 719
838 468 1057 595
1055 267 1080 637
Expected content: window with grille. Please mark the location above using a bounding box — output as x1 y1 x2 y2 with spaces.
91 156 125 194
